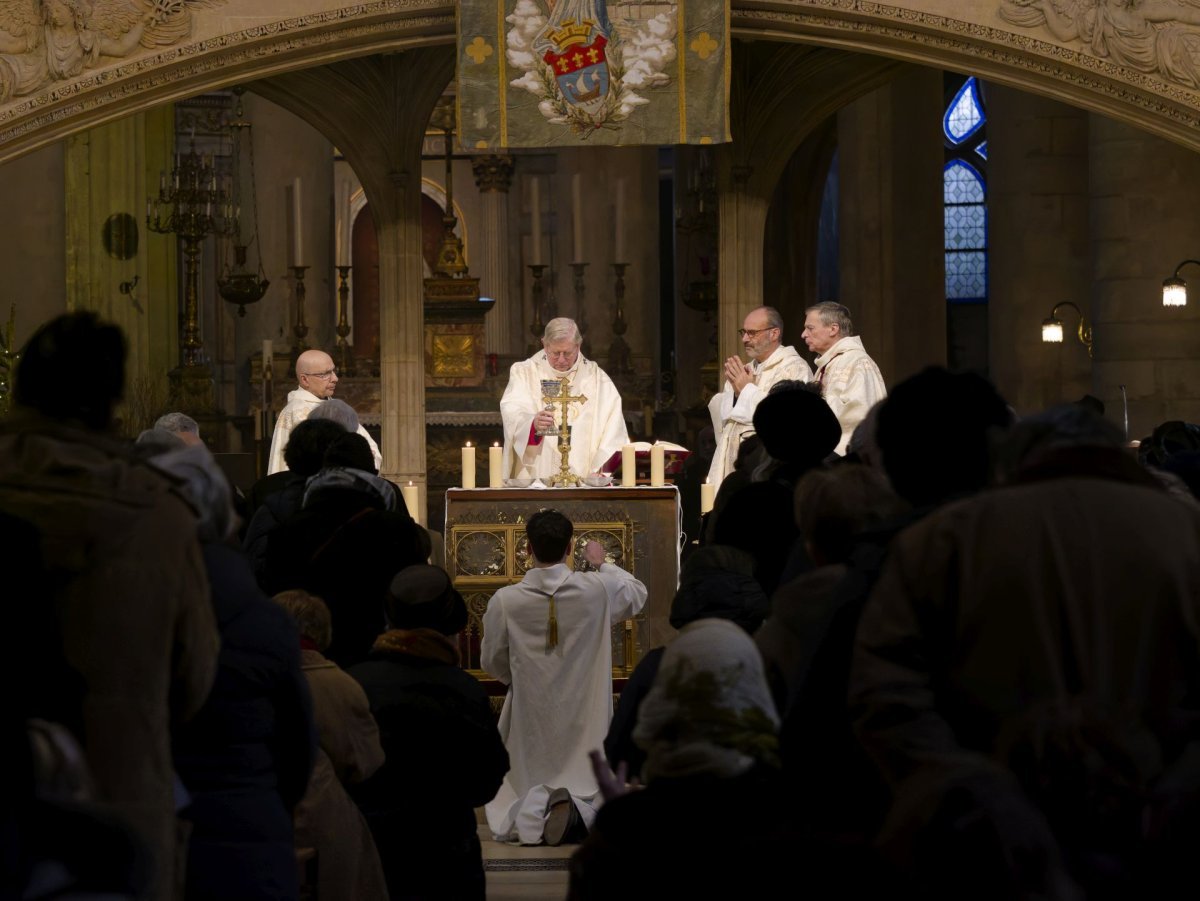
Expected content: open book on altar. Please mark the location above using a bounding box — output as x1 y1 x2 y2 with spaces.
600 442 691 478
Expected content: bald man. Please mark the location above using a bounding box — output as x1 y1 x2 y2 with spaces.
267 349 382 474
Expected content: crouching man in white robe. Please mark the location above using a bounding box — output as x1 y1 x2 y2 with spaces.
482 510 647 845
500 318 629 482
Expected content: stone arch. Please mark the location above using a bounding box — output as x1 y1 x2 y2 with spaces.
3 3 1200 165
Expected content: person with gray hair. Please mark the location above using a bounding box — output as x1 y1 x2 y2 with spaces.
307 398 361 433
499 316 629 482
154 411 204 446
802 302 886 455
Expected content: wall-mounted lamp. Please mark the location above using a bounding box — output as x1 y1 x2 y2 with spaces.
1041 301 1093 357
1162 259 1200 307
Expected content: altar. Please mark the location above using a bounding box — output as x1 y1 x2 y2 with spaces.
444 487 682 680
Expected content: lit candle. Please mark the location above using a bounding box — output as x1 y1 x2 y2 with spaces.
530 176 542 266
700 479 715 514
462 442 476 489
292 176 304 267
262 339 273 378
572 173 584 262
621 443 636 487
402 481 420 521
650 442 665 487
489 442 503 488
614 177 626 262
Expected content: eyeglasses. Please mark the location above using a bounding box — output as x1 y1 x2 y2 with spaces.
303 369 337 380
737 327 776 338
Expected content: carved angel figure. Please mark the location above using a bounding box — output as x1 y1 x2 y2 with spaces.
1001 0 1200 87
0 0 220 103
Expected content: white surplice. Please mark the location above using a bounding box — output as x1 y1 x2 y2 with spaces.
706 344 813 490
267 387 382 475
813 335 887 455
500 352 629 481
482 561 647 844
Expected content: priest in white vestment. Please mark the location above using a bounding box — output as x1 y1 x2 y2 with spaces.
268 349 382 474
482 510 647 845
500 318 629 482
802 302 887 455
707 306 813 490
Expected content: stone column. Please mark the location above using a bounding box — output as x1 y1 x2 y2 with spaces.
716 156 770 362
987 85 1089 414
471 153 515 357
837 69 944 385
1088 114 1200 439
375 167 430 491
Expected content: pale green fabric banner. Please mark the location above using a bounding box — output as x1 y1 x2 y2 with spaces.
457 0 730 148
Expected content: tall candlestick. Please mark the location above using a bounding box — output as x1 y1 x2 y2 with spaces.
489 442 503 488
402 481 419 521
530 176 543 266
614 177 626 262
621 443 636 487
262 339 273 378
292 176 304 267
650 442 665 487
572 173 584 263
462 442 476 489
700 480 715 514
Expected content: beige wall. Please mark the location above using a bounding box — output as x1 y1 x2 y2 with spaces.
988 84 1091 415
0 144 66 348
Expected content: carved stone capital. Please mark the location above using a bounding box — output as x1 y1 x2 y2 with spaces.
471 154 515 193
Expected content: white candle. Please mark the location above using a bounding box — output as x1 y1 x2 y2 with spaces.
530 177 542 266
262 339 273 378
700 479 715 514
650 442 665 487
572 173 584 262
462 442 476 489
336 180 350 266
621 443 636 487
402 481 419 521
489 442 503 488
292 176 304 267
614 177 626 262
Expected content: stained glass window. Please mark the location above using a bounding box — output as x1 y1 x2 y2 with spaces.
944 76 987 304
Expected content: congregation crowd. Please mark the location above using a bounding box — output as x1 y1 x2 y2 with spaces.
4 310 1200 901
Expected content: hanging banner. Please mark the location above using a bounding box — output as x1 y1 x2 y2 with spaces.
457 0 730 148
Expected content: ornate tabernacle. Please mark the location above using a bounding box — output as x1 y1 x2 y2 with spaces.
444 487 682 683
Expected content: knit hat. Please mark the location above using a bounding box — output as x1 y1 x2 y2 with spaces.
384 564 468 635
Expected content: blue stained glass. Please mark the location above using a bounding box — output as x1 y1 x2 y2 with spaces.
946 251 987 300
945 204 986 250
944 160 985 204
944 77 985 145
975 141 988 160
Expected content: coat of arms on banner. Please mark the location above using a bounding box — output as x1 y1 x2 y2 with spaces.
457 0 730 148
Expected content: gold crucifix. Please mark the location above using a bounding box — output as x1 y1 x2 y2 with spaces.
541 376 588 487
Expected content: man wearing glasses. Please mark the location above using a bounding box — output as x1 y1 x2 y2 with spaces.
707 306 813 490
268 349 382 474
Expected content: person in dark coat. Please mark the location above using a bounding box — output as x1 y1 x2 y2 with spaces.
349 565 509 901
604 545 769 782
265 433 426 667
243 418 348 586
151 445 317 901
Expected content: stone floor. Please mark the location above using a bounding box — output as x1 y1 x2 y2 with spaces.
479 822 573 900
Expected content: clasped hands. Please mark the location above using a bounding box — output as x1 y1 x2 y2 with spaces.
723 355 754 394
